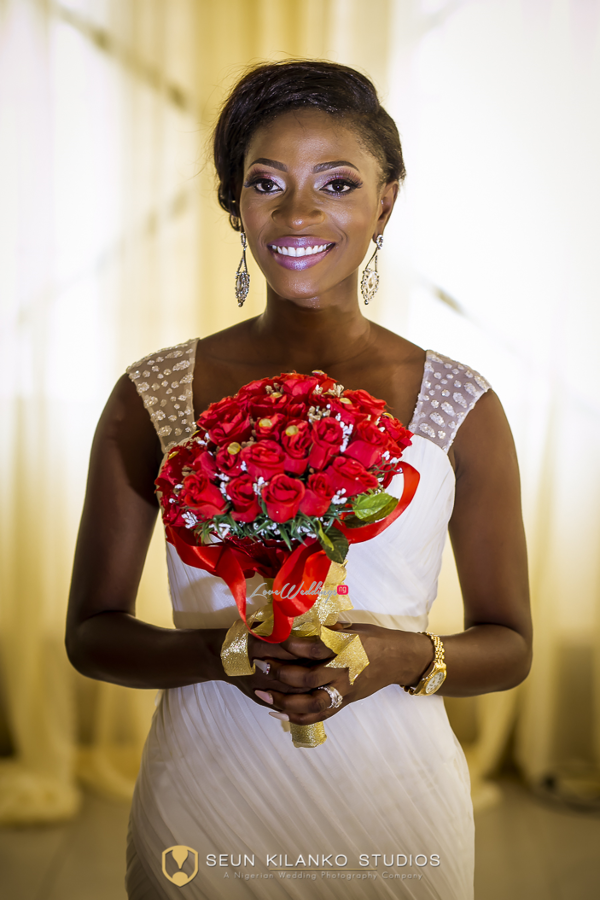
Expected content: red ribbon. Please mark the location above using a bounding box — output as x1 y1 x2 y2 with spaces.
165 462 420 643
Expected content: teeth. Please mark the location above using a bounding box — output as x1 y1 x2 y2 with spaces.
272 244 329 257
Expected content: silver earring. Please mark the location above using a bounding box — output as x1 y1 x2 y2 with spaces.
361 234 384 305
235 232 250 307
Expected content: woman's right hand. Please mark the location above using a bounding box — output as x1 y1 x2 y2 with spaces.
227 631 336 706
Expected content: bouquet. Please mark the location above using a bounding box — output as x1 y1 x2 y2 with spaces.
155 370 419 747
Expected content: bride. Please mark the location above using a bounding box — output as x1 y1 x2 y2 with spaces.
65 60 532 898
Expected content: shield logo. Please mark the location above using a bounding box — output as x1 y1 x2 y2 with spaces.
161 845 199 886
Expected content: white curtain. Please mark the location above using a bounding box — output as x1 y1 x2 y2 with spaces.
0 0 394 824
2 0 598 826
380 0 600 806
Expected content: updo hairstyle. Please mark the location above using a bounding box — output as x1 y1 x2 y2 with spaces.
212 59 406 231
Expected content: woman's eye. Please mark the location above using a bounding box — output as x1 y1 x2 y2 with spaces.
253 178 279 193
323 179 359 194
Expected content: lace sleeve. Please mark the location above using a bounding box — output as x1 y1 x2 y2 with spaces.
408 350 491 453
126 337 199 455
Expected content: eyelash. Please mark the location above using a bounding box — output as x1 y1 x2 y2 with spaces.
244 176 362 195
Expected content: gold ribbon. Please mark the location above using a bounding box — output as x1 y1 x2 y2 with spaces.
220 559 369 748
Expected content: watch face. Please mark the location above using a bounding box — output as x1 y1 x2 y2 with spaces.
425 671 446 694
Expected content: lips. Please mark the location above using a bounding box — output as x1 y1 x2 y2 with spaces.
267 237 335 270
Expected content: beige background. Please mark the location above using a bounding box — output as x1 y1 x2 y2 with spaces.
1 0 599 835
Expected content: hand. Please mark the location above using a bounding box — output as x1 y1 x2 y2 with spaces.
250 624 435 725
223 628 336 706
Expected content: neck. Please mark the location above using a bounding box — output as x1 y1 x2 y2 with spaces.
253 277 373 372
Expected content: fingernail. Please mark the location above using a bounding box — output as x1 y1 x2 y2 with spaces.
338 622 352 628
254 659 271 675
269 711 289 721
254 690 273 704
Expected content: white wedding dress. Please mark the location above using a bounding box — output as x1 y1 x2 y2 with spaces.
123 339 490 899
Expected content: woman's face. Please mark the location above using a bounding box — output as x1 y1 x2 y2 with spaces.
238 109 398 306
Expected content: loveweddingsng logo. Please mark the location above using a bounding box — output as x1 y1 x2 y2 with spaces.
248 580 349 601
161 845 199 886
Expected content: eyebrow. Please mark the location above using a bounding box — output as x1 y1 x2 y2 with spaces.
247 158 359 173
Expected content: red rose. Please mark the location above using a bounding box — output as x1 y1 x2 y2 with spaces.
379 414 413 450
236 377 275 401
263 473 305 523
310 371 337 395
180 472 228 518
280 373 319 398
344 420 390 469
281 419 312 475
286 401 310 419
198 396 242 430
197 396 252 445
227 474 262 523
159 500 189 528
254 413 287 440
325 396 369 427
307 417 344 470
342 389 387 417
249 392 290 418
155 443 195 495
324 456 379 499
215 442 243 477
299 472 335 517
241 439 286 481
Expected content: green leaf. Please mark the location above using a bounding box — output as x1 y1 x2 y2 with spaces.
352 491 397 520
316 520 334 552
319 525 349 563
343 494 399 528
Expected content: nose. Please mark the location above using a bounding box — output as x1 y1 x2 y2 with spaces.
272 187 325 230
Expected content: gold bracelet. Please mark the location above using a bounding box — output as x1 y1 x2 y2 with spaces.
403 632 447 696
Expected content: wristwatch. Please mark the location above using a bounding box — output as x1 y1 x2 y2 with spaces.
403 632 447 696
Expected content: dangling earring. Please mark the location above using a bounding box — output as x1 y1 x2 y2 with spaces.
235 231 250 307
361 234 384 305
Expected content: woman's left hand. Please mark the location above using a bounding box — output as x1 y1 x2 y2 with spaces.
253 624 435 725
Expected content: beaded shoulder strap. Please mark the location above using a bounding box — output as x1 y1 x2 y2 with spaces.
126 337 199 454
408 350 491 454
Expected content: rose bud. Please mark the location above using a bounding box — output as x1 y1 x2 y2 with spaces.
254 413 287 440
279 373 319 398
227 474 262 523
325 395 368 427
307 417 344 470
281 420 312 475
205 403 252 445
236 377 275 402
215 442 244 477
324 456 379 499
263 473 306 523
379 413 413 450
249 392 290 418
241 439 286 481
344 420 390 469
341 389 387 417
155 443 195 494
180 472 228 519
299 472 335 517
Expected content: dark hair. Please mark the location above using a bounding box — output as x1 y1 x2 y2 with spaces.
212 59 406 230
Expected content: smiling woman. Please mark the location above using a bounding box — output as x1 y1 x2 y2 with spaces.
65 60 532 899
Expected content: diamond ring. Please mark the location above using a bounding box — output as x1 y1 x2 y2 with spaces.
319 685 343 710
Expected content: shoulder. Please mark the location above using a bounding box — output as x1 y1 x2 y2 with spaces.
126 337 198 453
410 349 491 453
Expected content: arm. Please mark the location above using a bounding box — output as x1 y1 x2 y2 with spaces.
253 389 533 721
65 374 225 689
65 374 305 693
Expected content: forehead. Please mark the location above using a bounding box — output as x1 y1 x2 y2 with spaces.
243 109 381 174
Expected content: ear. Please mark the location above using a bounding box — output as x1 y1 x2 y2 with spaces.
376 181 400 234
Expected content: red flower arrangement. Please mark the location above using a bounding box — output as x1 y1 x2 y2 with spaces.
155 370 419 645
